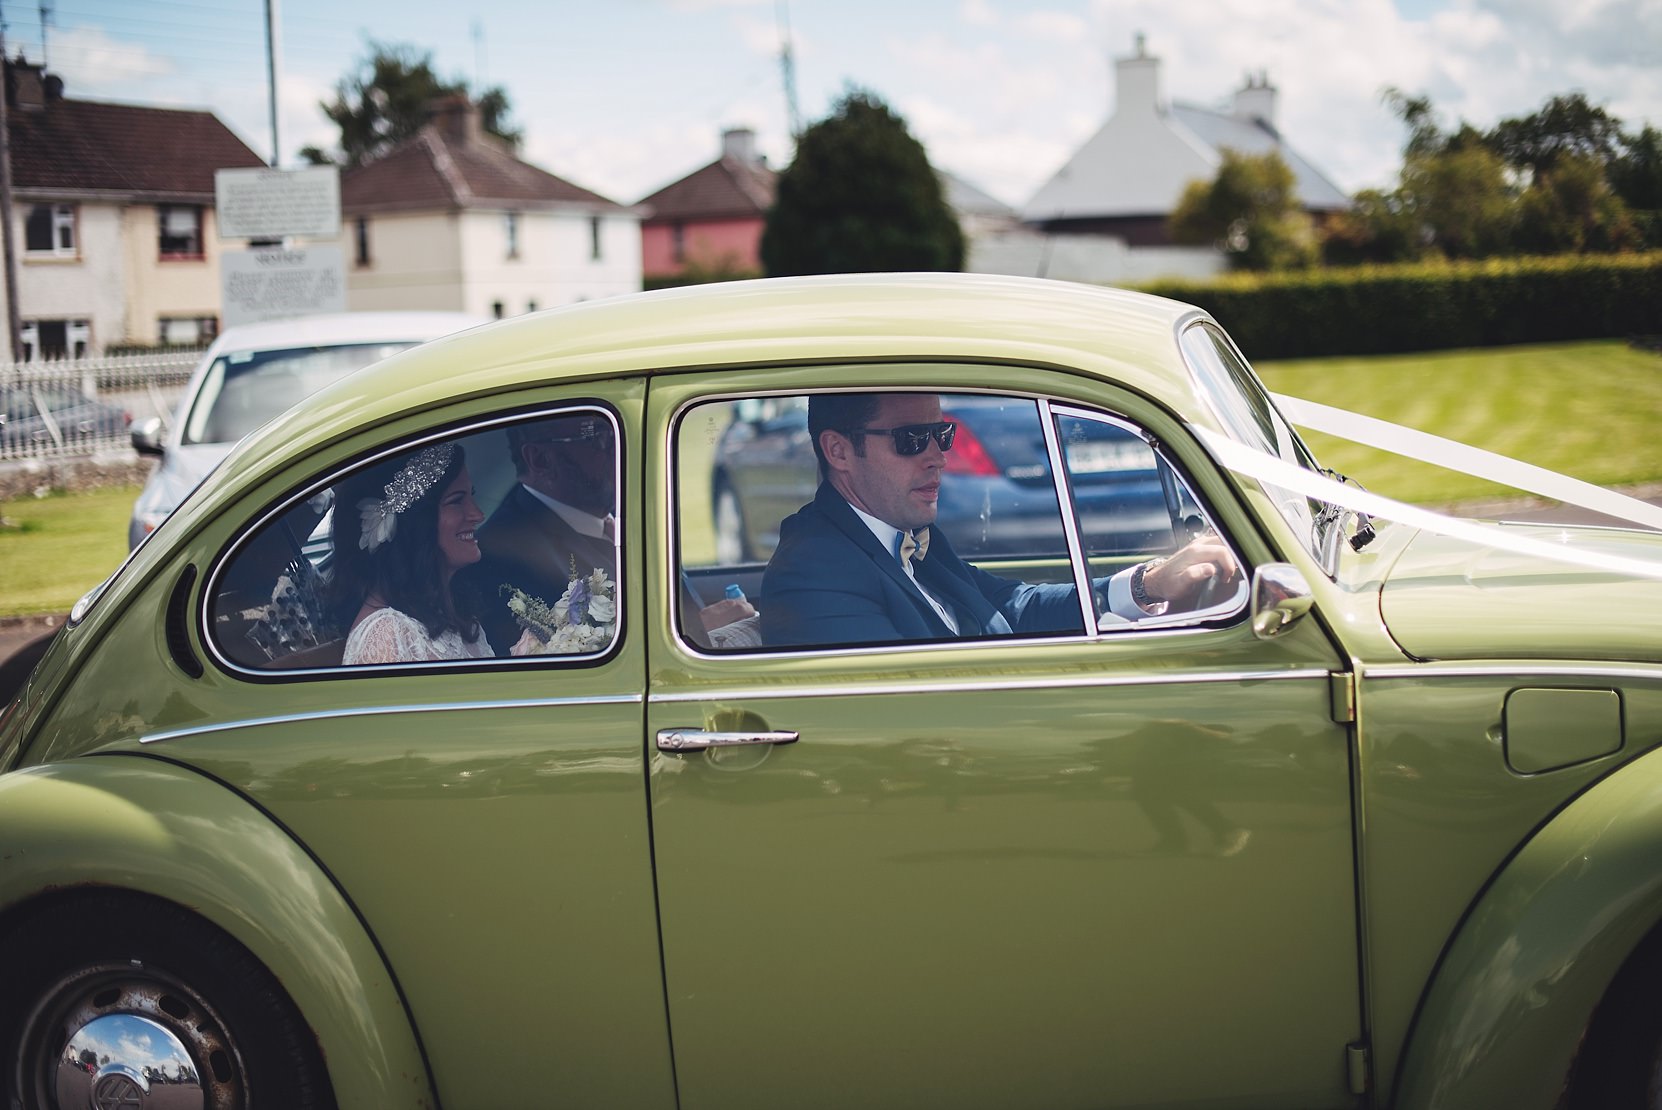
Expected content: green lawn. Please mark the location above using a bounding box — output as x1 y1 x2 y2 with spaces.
1257 339 1662 505
0 485 137 617
2 339 1658 619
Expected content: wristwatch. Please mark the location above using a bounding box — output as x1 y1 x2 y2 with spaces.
1130 557 1169 611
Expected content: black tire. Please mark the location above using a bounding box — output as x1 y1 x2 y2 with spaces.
1567 935 1662 1109
0 891 334 1109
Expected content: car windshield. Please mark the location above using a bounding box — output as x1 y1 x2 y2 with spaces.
181 342 418 446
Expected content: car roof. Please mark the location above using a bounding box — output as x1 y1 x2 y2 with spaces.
201 310 490 356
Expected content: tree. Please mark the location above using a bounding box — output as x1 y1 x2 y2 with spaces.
1610 124 1662 246
1320 187 1426 265
1487 93 1624 179
1399 142 1517 259
1168 149 1319 271
310 41 522 167
761 88 963 276
1514 153 1640 254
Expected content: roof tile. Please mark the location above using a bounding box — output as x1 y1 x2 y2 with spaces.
341 125 628 213
7 97 265 198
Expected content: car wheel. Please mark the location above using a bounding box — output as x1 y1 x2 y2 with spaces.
0 892 334 1109
1567 934 1662 1109
712 478 753 564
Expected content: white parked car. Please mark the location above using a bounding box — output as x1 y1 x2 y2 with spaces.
130 312 487 548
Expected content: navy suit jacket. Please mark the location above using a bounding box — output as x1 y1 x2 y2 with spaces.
460 484 615 655
759 483 1086 648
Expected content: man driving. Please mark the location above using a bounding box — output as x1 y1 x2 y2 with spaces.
758 392 1238 647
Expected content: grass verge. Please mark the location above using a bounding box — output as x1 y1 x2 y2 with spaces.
1256 339 1662 505
0 485 137 617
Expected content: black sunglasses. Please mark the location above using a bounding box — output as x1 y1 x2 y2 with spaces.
853 421 957 456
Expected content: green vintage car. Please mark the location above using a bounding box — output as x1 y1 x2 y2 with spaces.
1 274 1659 1110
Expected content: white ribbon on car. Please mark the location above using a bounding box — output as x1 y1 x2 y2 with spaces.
1191 405 1662 583
1271 394 1662 533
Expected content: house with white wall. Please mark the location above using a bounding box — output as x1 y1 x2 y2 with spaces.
336 98 641 318
976 36 1350 284
1 59 266 357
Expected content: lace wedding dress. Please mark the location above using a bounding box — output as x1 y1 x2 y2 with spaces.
342 607 495 665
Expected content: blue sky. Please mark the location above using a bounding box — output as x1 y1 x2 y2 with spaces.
11 0 1659 209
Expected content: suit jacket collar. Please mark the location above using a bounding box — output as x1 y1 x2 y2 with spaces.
812 483 957 636
497 485 613 578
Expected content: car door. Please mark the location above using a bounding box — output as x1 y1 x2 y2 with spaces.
145 387 676 1109
646 366 1362 1110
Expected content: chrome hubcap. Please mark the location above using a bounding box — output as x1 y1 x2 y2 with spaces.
22 962 240 1109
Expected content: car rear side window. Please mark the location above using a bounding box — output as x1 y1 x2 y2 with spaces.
207 406 622 673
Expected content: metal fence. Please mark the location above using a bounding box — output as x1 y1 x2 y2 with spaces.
0 349 202 462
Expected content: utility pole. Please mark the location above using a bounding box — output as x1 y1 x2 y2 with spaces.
264 0 280 166
0 3 24 361
777 0 801 140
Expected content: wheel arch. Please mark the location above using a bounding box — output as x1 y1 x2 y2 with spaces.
0 755 435 1110
1393 743 1662 1109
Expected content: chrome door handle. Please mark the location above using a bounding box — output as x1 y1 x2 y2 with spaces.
656 729 799 753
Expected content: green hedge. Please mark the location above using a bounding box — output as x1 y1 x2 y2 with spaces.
1135 252 1662 359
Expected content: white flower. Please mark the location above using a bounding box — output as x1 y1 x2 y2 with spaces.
356 497 397 551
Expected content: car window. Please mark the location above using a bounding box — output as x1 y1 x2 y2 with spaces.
1051 406 1249 630
673 388 1246 653
182 342 420 446
206 405 621 673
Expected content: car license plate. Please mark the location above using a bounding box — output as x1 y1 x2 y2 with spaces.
1066 440 1150 473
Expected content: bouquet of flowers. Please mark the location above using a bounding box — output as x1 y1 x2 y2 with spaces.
505 565 616 655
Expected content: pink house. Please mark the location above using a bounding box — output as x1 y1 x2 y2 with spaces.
638 128 775 283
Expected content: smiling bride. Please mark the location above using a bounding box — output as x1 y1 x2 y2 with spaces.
331 441 497 665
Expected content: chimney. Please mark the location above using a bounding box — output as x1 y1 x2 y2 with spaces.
1113 33 1163 117
721 127 759 165
5 56 47 110
1232 70 1278 129
427 94 480 146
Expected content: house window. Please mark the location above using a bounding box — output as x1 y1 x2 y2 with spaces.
671 222 686 264
590 216 603 261
158 316 218 347
21 318 91 360
491 301 505 320
354 217 371 267
24 204 76 257
505 212 520 259
158 205 204 259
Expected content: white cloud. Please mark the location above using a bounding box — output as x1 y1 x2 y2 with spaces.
51 25 174 90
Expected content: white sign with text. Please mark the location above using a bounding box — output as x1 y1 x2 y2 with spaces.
220 246 346 328
215 166 341 240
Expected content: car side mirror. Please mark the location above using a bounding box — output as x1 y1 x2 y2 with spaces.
131 416 166 457
1250 563 1313 640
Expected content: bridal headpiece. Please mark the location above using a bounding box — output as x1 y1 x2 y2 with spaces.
357 443 455 551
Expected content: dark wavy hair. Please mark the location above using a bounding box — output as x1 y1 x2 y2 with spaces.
807 392 884 477
329 443 484 645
